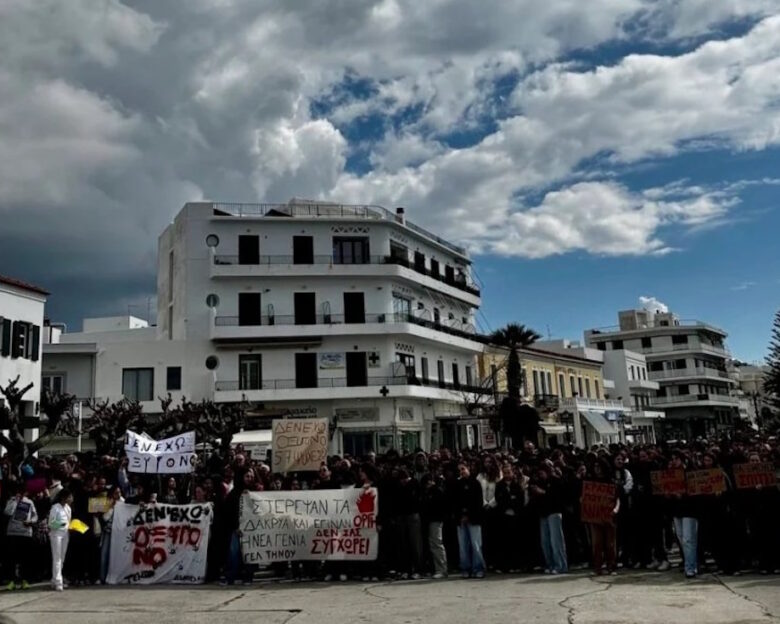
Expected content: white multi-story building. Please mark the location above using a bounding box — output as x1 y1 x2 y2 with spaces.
585 308 738 440
728 362 770 429
43 200 487 455
0 275 48 441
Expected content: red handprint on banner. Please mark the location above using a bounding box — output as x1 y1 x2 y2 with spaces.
356 489 376 515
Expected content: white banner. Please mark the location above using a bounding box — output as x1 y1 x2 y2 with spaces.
125 430 196 474
107 502 212 585
271 418 328 473
240 488 379 564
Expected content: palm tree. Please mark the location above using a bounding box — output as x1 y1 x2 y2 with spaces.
490 323 541 399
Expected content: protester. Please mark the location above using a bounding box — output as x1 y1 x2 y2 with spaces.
4 482 38 589
49 488 73 591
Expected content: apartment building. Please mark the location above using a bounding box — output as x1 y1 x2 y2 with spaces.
43 200 487 455
585 308 738 440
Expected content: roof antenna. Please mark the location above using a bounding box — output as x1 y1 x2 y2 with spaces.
546 324 552 340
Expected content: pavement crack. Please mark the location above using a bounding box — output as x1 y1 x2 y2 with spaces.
362 581 393 602
712 574 778 620
558 577 613 624
209 590 246 611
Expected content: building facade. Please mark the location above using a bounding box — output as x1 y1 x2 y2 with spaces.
44 200 488 455
0 275 48 443
585 308 738 440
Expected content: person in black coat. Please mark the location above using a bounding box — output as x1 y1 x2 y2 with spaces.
420 473 448 578
494 464 526 572
451 463 485 578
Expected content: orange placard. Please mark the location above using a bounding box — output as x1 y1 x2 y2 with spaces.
733 463 776 489
580 481 616 524
686 469 727 496
650 469 687 496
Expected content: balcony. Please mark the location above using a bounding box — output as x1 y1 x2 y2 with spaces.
650 393 739 407
211 312 488 347
558 397 627 411
626 409 665 421
628 378 660 391
642 342 729 357
210 253 480 299
648 367 733 382
534 394 561 411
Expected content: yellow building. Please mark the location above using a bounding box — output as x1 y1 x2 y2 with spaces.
479 344 624 447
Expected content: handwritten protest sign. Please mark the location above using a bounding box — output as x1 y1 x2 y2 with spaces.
107 502 212 585
733 463 777 489
271 418 328 472
650 469 687 496
686 469 727 496
124 430 197 474
240 488 379 564
580 481 616 524
88 495 111 514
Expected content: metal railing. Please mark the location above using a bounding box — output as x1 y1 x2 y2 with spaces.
559 397 627 410
215 375 494 394
212 253 480 296
648 367 730 380
641 342 728 355
213 312 486 343
650 393 739 406
211 202 467 256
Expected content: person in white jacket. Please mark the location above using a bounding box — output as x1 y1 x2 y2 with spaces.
49 488 74 591
4 483 39 590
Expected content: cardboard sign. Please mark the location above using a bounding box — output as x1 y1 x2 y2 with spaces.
733 463 777 489
107 502 212 585
88 496 111 514
686 469 727 496
240 488 379 564
650 469 687 496
125 430 197 474
580 481 616 525
271 418 328 473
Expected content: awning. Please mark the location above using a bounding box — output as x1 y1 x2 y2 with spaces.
580 411 617 436
231 430 273 445
540 424 567 435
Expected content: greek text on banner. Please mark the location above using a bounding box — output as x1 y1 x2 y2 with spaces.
124 430 195 455
271 418 328 472
240 488 379 564
107 502 212 585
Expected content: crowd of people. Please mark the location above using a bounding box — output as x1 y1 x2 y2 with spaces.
2 433 780 590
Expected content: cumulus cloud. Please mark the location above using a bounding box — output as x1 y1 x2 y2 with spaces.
639 296 670 314
0 1 779 324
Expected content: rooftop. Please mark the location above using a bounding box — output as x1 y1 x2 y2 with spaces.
0 274 49 296
207 200 469 259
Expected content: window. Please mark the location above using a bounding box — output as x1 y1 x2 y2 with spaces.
558 373 566 398
491 364 498 394
11 321 28 359
578 377 583 397
533 370 540 394
238 292 262 326
333 237 370 264
295 353 318 388
429 258 440 278
641 368 646 380
0 318 11 357
166 367 182 391
649 361 664 372
433 308 441 325
452 363 460 389
437 360 445 388
641 337 652 348
595 379 600 399
393 295 412 320
585 378 591 398
546 372 553 394
122 368 153 402
239 355 261 390
293 236 314 264
294 292 316 325
596 342 606 351
674 359 687 369
444 265 455 283
672 334 689 345
389 241 408 263
42 375 65 396
414 251 425 272
465 366 473 387
421 358 430 384
238 235 260 265
612 340 624 349
570 375 576 396
396 353 416 379
629 365 635 380
678 384 689 396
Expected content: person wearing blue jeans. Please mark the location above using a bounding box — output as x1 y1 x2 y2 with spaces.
673 516 698 578
540 513 568 574
453 463 486 578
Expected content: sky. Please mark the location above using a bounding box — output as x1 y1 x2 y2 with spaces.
0 0 779 363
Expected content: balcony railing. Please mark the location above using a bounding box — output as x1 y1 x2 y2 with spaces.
534 394 561 410
211 253 480 297
648 367 730 381
642 343 728 356
213 312 487 344
559 397 627 410
215 375 493 394
650 393 739 406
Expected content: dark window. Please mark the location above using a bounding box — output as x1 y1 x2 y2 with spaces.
649 361 664 371
392 295 411 320
437 360 445 388
346 352 368 387
452 363 460 389
570 376 576 396
122 368 154 401
389 241 408 262
0 318 11 357
11 321 27 359
414 251 425 273
678 384 689 395
641 337 652 348
465 366 473 387
421 358 429 384
429 259 440 278
596 342 606 351
239 355 262 390
674 359 687 369
294 292 316 325
672 334 689 345
492 365 499 394
293 236 314 264
333 237 370 264
444 265 455 283
27 325 40 361
295 353 318 388
343 432 374 457
612 340 624 349
42 375 64 396
396 353 416 379
238 293 261 326
558 373 566 398
238 235 260 264
585 378 591 398
343 292 365 324
594 379 600 399
433 308 441 325
166 366 182 391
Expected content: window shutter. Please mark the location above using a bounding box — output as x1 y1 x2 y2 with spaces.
0 318 9 356
30 325 40 361
11 321 23 358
